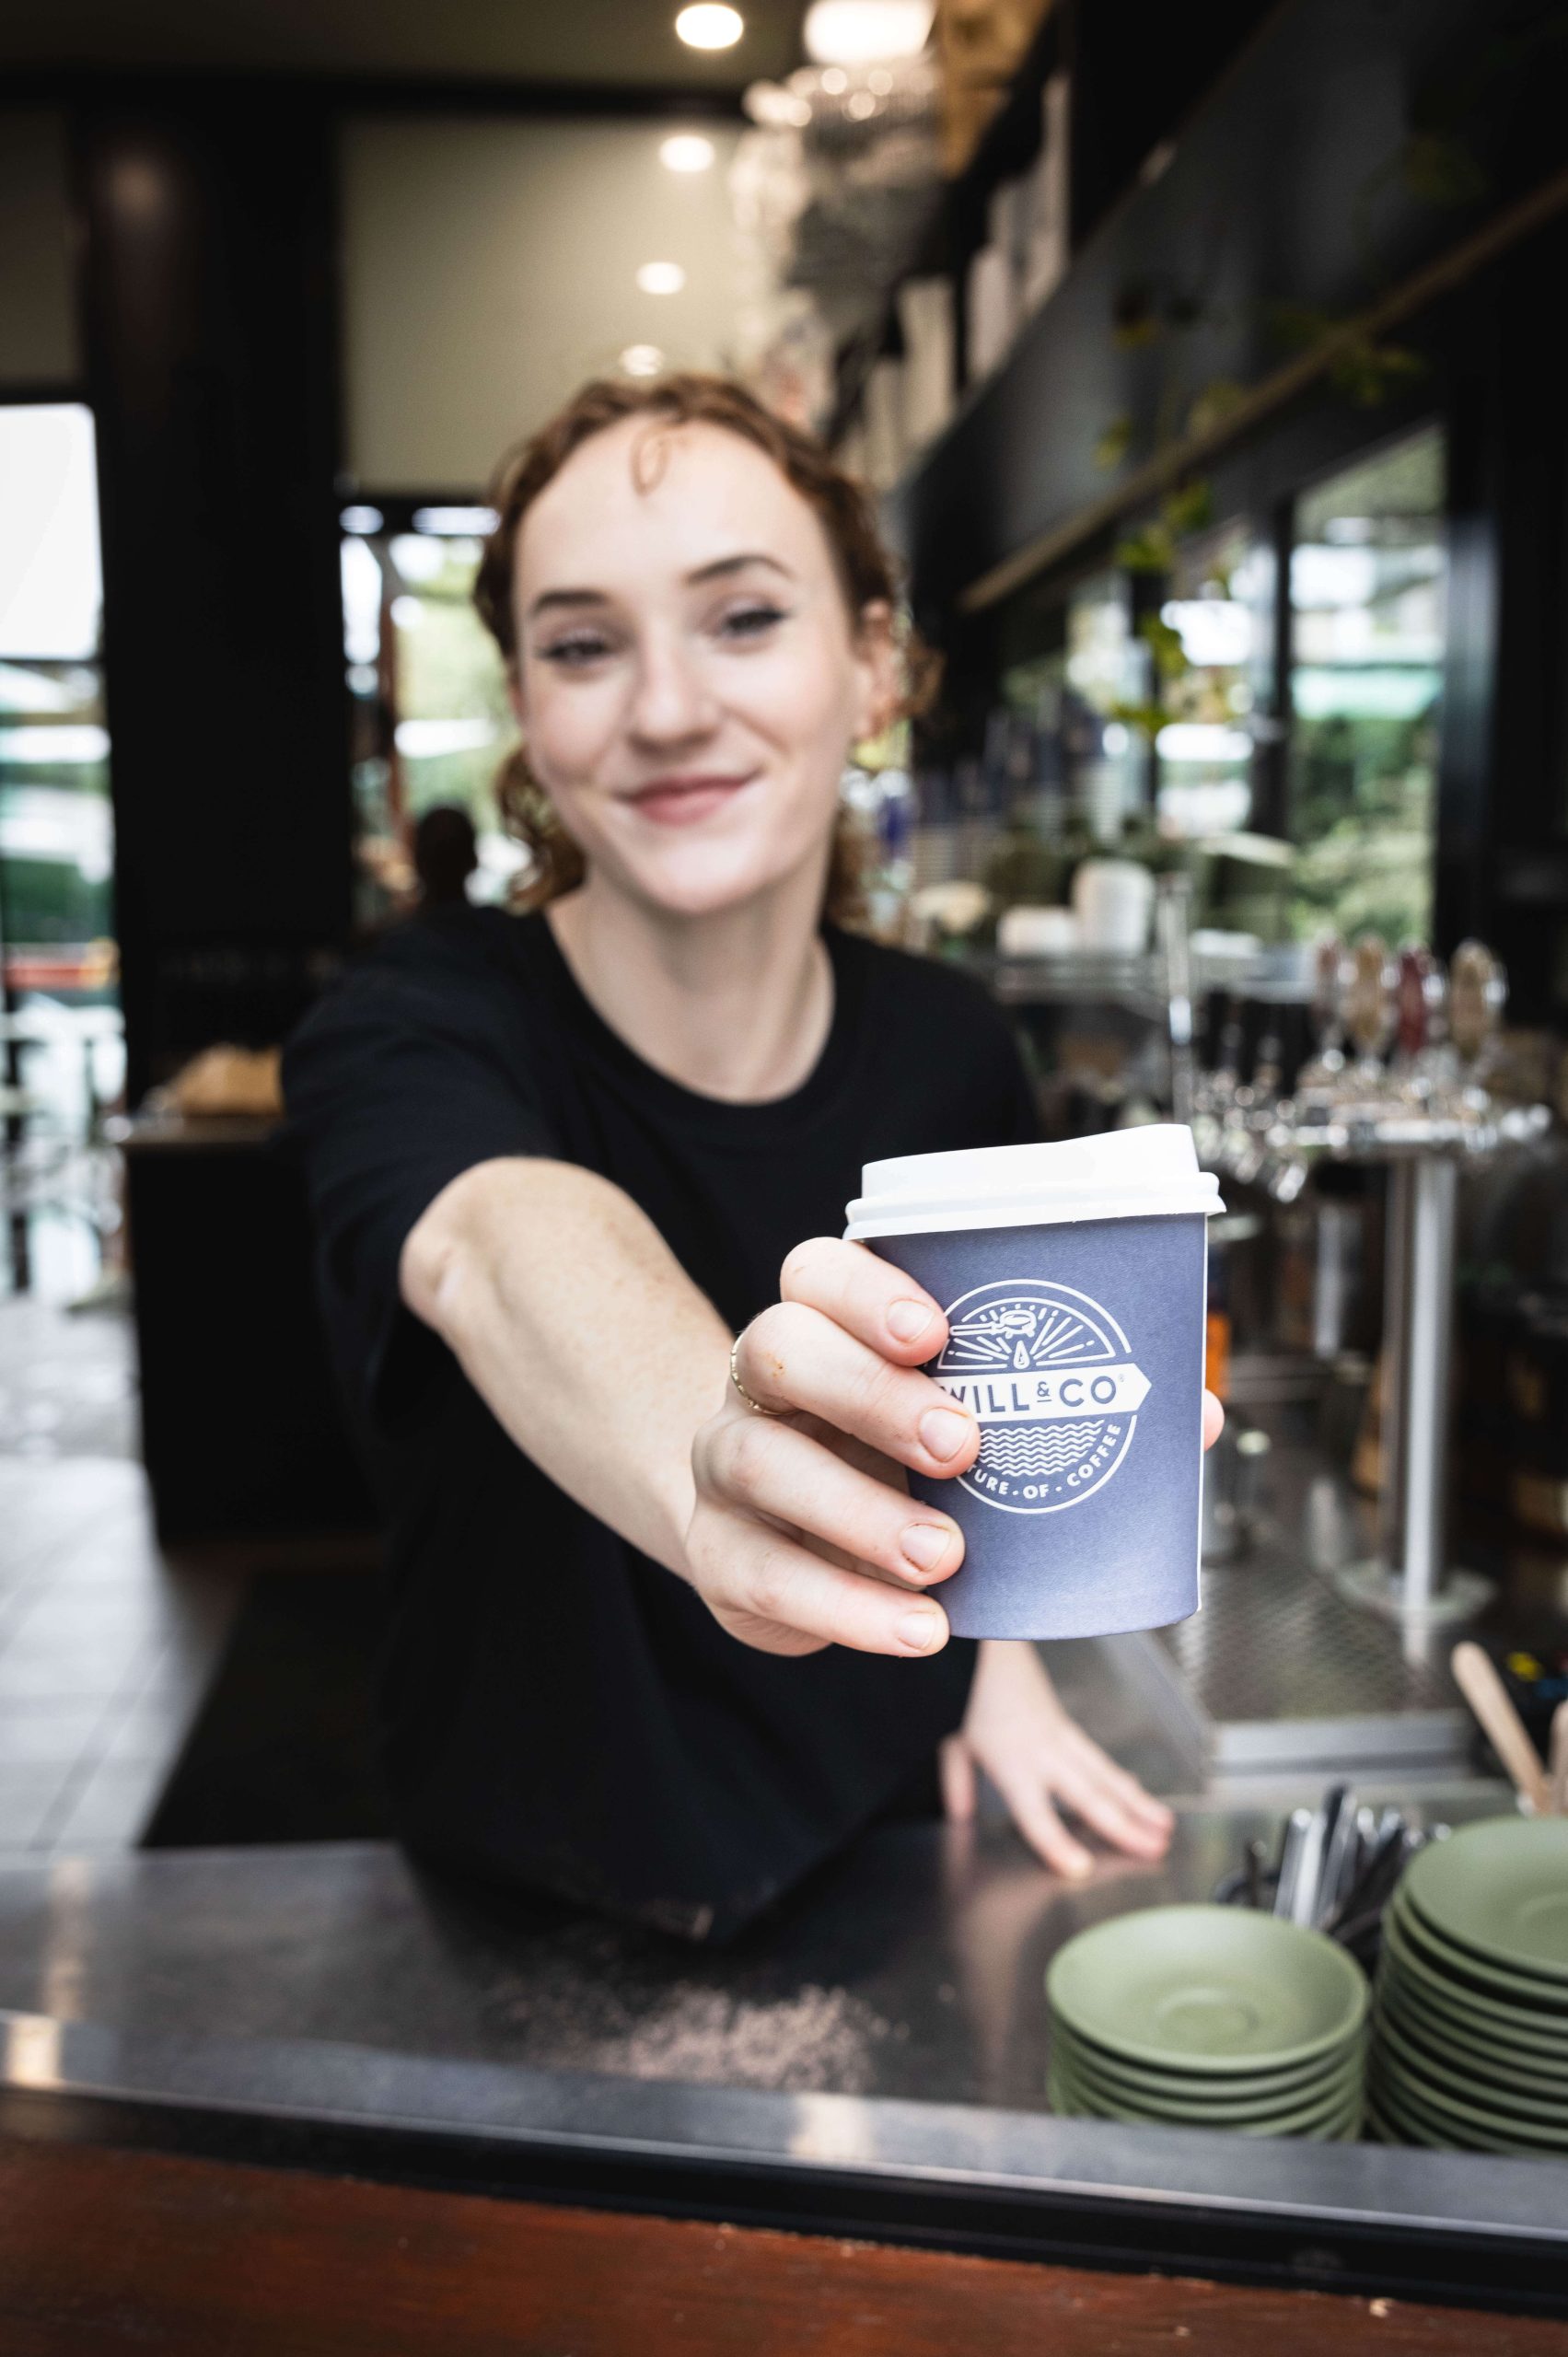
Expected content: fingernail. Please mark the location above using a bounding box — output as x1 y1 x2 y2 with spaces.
888 1299 935 1344
919 1405 973 1462
900 1522 952 1574
1063 1852 1094 1879
897 1609 942 1651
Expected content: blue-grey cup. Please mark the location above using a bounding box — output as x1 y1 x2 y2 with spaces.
845 1129 1223 1642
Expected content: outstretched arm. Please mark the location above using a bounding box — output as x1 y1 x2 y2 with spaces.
399 1158 980 1656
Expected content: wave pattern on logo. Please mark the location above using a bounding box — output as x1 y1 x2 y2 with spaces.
981 1420 1108 1479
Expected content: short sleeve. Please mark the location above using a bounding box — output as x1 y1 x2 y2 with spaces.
283 956 559 1431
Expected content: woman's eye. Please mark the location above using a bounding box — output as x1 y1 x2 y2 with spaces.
716 603 787 642
538 633 614 668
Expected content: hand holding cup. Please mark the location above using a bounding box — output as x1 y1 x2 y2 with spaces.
687 1217 1222 1660
687 1238 980 1658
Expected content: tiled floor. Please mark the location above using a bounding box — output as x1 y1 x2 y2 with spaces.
0 1300 244 1861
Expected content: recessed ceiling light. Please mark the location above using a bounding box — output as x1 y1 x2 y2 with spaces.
636 261 686 295
621 344 666 377
804 0 931 65
660 133 717 173
675 5 743 50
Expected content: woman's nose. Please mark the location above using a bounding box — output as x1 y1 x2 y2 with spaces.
626 639 720 748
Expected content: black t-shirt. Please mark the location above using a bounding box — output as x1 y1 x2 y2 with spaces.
283 906 1038 1940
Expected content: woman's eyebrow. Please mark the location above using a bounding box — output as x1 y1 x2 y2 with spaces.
687 552 795 586
526 552 794 622
526 586 610 621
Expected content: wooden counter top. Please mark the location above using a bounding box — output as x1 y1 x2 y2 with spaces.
4 2139 1564 2356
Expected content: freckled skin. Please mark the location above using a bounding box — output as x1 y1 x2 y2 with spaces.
511 416 892 923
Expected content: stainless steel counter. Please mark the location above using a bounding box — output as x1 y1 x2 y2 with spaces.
1 1798 1564 2311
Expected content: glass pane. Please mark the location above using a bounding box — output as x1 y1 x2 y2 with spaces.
1287 426 1445 943
1156 523 1272 843
0 402 122 1301
1063 569 1146 838
342 522 525 925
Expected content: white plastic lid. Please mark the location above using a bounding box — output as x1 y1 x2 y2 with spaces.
845 1124 1224 1239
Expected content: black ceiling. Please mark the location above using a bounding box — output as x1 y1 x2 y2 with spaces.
0 0 807 92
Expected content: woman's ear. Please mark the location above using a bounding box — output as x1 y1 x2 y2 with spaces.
851 599 899 744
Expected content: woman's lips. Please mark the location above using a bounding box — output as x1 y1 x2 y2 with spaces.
620 772 756 828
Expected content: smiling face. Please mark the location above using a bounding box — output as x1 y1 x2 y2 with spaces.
509 415 893 919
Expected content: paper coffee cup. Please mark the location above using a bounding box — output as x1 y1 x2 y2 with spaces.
845 1128 1223 1641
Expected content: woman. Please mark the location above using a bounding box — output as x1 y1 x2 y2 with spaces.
285 374 1217 1942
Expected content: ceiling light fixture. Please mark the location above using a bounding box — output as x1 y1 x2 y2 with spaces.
675 5 744 50
636 261 686 295
620 344 667 377
804 0 931 65
659 133 717 173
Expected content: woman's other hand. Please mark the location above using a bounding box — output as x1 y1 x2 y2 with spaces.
688 1237 975 1658
941 1639 1176 1875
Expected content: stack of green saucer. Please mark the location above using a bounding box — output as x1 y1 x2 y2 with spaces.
1369 1817 1568 2154
1046 1905 1367 2140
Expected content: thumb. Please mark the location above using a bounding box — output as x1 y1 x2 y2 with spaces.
940 1733 978 1822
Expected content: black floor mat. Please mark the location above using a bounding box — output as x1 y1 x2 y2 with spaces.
141 1571 392 1847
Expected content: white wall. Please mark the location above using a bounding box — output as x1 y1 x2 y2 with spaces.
0 110 78 387
340 114 742 493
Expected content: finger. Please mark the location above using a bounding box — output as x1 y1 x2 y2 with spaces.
736 1301 981 1482
700 1411 964 1587
994 1773 1094 1878
692 1512 950 1659
1202 1390 1225 1449
1059 1725 1175 1829
1050 1758 1172 1859
780 1236 947 1365
940 1734 977 1822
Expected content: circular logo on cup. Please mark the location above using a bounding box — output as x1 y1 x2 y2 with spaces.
933 1278 1149 1515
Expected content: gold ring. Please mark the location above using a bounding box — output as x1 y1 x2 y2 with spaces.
729 1330 787 1418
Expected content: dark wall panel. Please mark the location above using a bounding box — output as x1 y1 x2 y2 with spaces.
895 0 1568 624
75 84 351 1097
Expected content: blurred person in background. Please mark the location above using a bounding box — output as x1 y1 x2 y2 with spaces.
285 376 1219 1941
411 803 480 911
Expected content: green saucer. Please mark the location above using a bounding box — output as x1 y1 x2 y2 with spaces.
1364 2096 1412 2146
1376 1979 1568 2091
1366 2076 1448 2149
1401 1818 1568 1984
1391 1889 1568 2013
1051 2015 1364 2108
1373 2005 1568 2130
1371 2064 1566 2156
1379 1950 1568 2064
1379 1916 1568 2051
1047 1906 1367 2075
1051 2062 1361 2141
1052 2041 1361 2128
1376 2047 1568 2150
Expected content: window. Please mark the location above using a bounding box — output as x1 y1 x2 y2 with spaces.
1287 427 1445 944
0 403 114 976
1156 523 1274 844
0 401 122 1299
340 513 525 924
